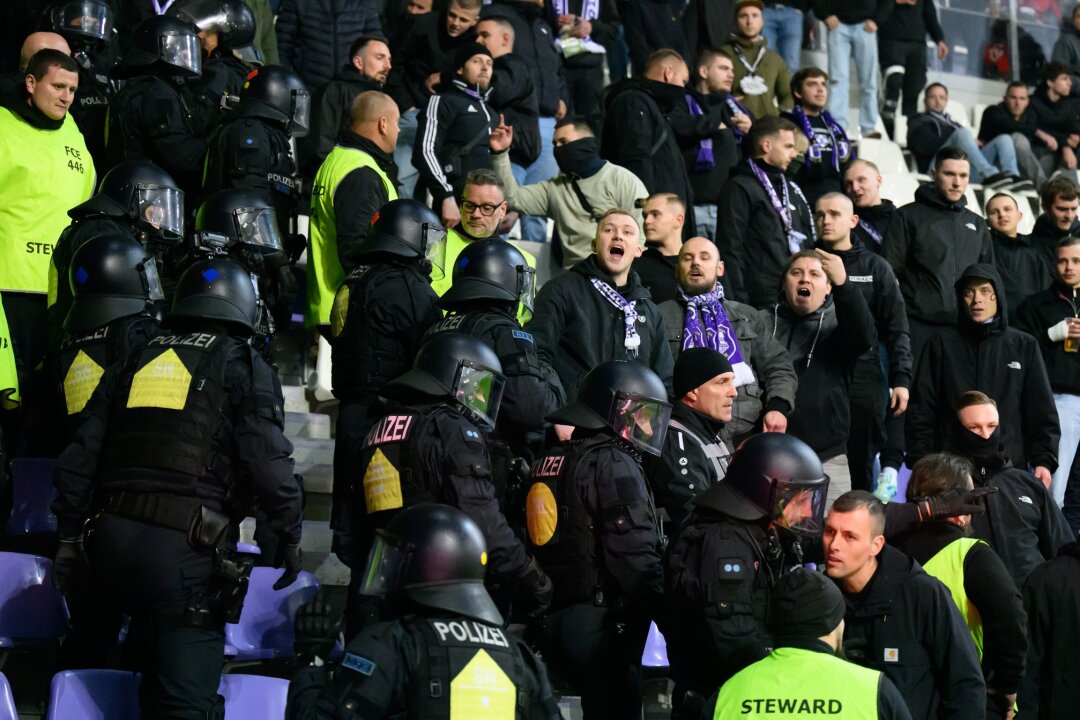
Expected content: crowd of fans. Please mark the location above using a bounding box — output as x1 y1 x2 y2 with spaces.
5 0 1080 718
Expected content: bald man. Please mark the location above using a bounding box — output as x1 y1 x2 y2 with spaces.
307 90 401 331
1 32 71 96
843 159 905 256
814 192 911 494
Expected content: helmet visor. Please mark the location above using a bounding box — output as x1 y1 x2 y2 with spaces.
137 185 184 242
609 393 672 456
518 264 537 314
159 32 202 76
291 90 312 137
358 531 409 597
53 0 112 40
771 478 830 539
234 206 284 255
453 361 506 431
138 256 165 302
423 223 448 275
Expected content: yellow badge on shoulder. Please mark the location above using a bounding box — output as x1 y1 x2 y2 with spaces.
363 448 404 513
127 349 192 410
450 649 515 720
64 350 105 415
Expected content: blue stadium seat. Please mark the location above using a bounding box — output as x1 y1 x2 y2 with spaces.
45 669 140 720
224 568 319 661
0 552 70 650
219 674 289 719
641 621 669 669
0 672 18 720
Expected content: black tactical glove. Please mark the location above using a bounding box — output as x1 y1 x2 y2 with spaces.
52 537 86 595
515 556 553 620
273 542 303 590
294 589 342 663
916 486 999 522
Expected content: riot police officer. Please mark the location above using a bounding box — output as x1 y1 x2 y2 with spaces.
203 64 308 234
664 433 829 717
47 0 119 161
104 15 207 197
51 256 303 720
167 0 257 136
425 239 564 512
285 503 563 720
328 198 443 571
348 332 552 637
47 160 184 358
525 360 670 720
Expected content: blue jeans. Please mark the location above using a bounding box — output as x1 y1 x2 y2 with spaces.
762 6 803 75
939 129 1017 182
826 22 880 134
694 205 717 243
394 107 420 200
515 116 558 243
1052 393 1080 507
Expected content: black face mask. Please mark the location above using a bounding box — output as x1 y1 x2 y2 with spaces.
553 136 601 177
950 422 1001 461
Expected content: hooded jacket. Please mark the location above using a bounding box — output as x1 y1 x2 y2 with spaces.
1016 282 1080 395
764 281 876 460
944 424 1073 588
990 230 1053 324
889 184 995 327
906 263 1060 471
1028 212 1080 264
719 34 793 119
837 544 987 720
525 254 674 401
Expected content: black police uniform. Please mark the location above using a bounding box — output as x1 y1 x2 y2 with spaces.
184 49 251 136
52 262 303 719
69 62 114 164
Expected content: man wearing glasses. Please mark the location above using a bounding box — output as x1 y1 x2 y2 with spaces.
906 263 1059 489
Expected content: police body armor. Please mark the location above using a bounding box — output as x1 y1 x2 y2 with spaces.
185 52 252 136
330 265 418 402
70 68 113 163
525 436 616 610
97 331 237 516
404 615 530 719
105 76 196 173
204 116 299 222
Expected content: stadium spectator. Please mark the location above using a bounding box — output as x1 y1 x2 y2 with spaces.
721 0 793 119
814 0 889 139
682 0 737 63
761 0 805 74
275 0 383 90
1030 175 1080 261
978 82 1051 187
985 192 1051 324
782 66 854 206
620 0 690 77
1050 3 1080 92
845 159 905 255
878 0 948 137
1031 63 1080 176
632 193 686 304
551 0 618 135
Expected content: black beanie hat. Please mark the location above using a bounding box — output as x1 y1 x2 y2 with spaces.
455 42 493 71
673 347 735 399
767 568 847 640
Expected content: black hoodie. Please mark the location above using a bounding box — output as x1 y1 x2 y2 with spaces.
1028 212 1080 264
907 263 1060 471
1016 282 1080 395
890 184 995 327
1030 84 1080 147
852 199 906 256
990 230 1053 324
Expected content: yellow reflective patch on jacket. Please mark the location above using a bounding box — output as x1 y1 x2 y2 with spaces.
127 348 192 410
330 283 350 338
450 649 515 720
526 483 558 546
363 447 403 512
63 350 105 414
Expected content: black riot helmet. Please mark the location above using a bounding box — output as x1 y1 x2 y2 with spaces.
66 234 165 334
359 503 503 626
169 257 258 334
357 199 447 266
383 332 506 430
236 65 311 136
70 161 185 244
439 239 536 312
693 433 829 539
548 360 672 456
166 0 256 48
49 0 114 43
116 15 202 79
194 189 284 261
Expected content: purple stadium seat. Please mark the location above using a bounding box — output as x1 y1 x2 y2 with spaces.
0 673 18 720
236 543 261 555
897 464 912 501
224 568 319 661
0 552 70 649
5 458 58 536
45 669 140 720
218 674 289 719
641 621 669 668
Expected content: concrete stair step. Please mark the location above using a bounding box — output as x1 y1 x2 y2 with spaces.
281 384 310 413
285 411 332 440
290 436 333 494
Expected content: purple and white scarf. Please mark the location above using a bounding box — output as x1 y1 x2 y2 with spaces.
723 93 751 142
591 277 640 355
858 218 883 247
681 286 755 387
790 105 852 171
685 94 715 171
748 159 816 253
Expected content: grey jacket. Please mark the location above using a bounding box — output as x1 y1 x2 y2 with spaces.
660 297 798 442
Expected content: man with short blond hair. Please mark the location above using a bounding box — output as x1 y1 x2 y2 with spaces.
631 193 686 303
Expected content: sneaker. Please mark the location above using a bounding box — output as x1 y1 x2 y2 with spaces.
863 131 883 140
1007 178 1035 192
983 172 1017 189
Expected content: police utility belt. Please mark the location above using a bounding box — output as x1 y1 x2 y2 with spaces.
102 491 232 549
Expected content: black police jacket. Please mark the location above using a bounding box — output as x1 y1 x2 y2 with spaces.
852 199 906 257
1016 284 1080 396
69 68 112 167
285 613 562 720
991 230 1052 325
888 184 994 327
204 114 300 223
838 544 986 720
526 254 674 402
185 51 252 137
52 330 303 543
906 264 1060 472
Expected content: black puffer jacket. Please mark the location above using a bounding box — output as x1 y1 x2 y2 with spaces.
991 231 1052 324
906 264 1060 471
275 0 383 89
889 184 994 327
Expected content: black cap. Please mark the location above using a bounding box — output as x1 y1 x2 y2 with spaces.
673 347 734 399
454 42 492 70
767 568 846 640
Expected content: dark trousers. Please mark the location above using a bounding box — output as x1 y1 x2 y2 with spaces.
540 603 650 720
566 62 606 137
336 401 379 639
880 39 928 132
848 351 888 491
66 514 225 720
1 292 48 458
